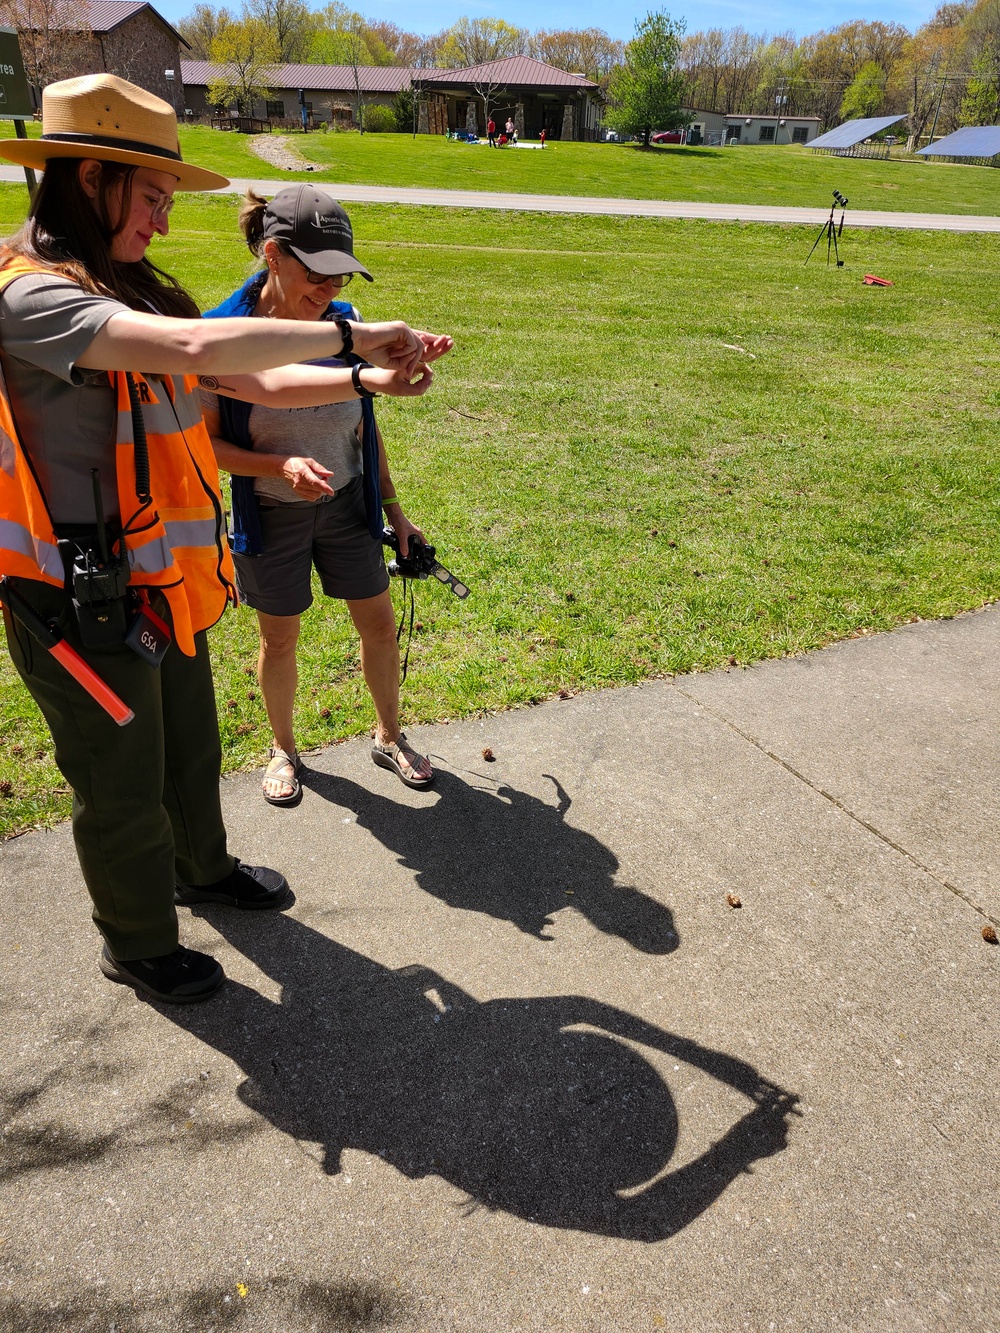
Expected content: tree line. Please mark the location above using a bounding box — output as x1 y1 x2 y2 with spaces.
175 1 1000 138
2 0 997 141
178 3 624 84
679 2 1000 142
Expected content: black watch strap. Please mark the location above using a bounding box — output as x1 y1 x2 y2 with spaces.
352 363 377 398
334 315 353 357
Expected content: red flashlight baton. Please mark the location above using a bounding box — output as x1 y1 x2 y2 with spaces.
0 578 134 726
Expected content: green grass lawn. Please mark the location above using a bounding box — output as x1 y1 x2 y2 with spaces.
283 133 1000 217
1 184 998 835
3 120 997 216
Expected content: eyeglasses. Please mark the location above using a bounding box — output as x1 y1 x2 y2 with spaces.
141 189 175 221
290 253 353 286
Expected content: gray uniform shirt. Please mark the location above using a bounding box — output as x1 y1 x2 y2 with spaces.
200 385 364 505
199 299 364 506
0 273 131 523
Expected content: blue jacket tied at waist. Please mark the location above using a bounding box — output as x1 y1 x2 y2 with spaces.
203 274 382 556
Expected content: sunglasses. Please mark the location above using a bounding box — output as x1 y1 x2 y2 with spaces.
289 253 354 286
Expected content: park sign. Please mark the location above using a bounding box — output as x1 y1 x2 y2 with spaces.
0 27 34 119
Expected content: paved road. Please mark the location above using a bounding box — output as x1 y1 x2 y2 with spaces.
2 606 998 1331
2 163 998 231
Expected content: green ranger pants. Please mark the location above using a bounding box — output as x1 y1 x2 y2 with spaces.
4 580 234 960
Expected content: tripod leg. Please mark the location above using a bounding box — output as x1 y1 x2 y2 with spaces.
805 207 837 265
805 226 827 264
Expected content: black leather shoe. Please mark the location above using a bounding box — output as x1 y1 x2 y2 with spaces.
99 944 224 1003
175 859 290 910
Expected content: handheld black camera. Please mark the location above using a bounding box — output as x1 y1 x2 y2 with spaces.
382 527 470 600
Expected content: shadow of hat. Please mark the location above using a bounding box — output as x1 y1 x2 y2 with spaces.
0 73 228 192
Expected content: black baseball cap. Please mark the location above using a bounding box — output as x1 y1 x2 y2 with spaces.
262 184 373 281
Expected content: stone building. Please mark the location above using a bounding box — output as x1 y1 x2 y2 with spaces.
13 1 188 112
83 2 189 115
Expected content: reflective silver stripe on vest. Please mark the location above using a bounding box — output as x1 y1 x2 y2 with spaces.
0 518 64 581
127 518 218 574
169 378 205 432
164 517 219 550
117 377 203 436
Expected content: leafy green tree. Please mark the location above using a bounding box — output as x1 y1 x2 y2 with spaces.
306 3 392 65
839 60 887 119
242 0 313 64
391 86 416 131
605 10 688 147
207 18 278 116
959 39 1000 122
177 4 234 61
434 17 528 68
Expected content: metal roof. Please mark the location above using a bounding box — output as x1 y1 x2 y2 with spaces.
414 56 597 89
809 115 906 151
86 0 146 27
180 62 413 95
917 125 1000 158
180 55 599 95
722 113 821 123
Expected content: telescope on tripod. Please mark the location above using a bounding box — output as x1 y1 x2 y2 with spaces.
805 190 848 266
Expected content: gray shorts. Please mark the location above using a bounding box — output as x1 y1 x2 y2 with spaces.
233 475 389 617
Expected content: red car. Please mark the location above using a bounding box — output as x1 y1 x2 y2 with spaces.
651 130 684 144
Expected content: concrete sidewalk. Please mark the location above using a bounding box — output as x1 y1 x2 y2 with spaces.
2 608 998 1332
1 164 998 231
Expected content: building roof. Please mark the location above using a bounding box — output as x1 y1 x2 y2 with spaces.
724 113 822 123
414 56 597 90
682 107 821 124
86 1 188 48
181 55 600 97
180 62 413 95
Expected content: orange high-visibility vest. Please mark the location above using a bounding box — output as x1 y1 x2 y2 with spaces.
0 256 235 655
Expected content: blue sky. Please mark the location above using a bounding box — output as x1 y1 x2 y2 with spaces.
160 2 941 45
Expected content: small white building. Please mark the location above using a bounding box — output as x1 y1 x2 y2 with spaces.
683 107 822 147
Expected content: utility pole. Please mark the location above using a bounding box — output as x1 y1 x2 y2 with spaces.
928 74 948 146
773 79 787 144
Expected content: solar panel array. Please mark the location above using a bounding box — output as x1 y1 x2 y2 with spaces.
809 115 906 151
917 126 1000 158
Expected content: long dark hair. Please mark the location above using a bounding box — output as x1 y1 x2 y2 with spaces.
1 158 199 317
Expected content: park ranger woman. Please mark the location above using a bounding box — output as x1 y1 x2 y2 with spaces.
0 74 449 1004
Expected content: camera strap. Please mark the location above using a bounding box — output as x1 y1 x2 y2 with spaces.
394 579 416 684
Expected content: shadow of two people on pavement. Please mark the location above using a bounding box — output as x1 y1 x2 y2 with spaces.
167 766 797 1240
300 765 679 954
171 909 799 1241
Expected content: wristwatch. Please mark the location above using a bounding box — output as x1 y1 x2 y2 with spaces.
352 363 377 398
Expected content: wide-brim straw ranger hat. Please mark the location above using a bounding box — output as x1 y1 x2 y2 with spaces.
0 73 228 192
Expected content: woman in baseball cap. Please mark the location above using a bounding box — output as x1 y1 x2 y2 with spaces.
201 186 436 805
0 76 449 1004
